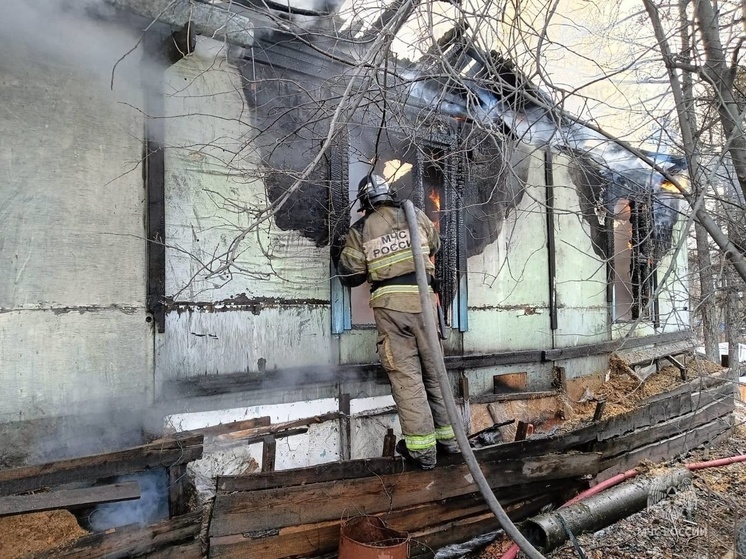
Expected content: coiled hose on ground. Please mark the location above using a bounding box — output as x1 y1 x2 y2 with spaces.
402 200 548 559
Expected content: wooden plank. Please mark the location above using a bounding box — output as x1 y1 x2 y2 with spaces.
595 396 734 460
243 428 307 446
0 436 203 497
261 436 276 473
159 416 271 440
615 340 694 367
164 331 694 400
598 412 734 479
213 413 339 443
169 464 190 517
217 456 404 492
0 481 140 517
34 510 202 559
339 394 351 461
471 390 559 404
209 479 582 559
209 452 599 537
145 541 204 559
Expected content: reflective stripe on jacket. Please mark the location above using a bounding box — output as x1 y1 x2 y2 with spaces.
338 203 440 312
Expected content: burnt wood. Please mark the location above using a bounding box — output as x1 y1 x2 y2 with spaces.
217 456 404 492
32 509 202 559
595 396 734 460
261 436 276 473
159 416 271 440
162 330 694 400
339 393 351 461
0 481 140 517
169 464 190 517
212 413 339 443
0 436 203 497
216 376 731 493
242 428 308 447
209 452 600 537
598 412 735 478
145 541 204 559
209 480 581 559
144 33 166 333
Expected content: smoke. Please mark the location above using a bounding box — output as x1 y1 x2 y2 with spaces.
88 469 170 531
2 0 157 108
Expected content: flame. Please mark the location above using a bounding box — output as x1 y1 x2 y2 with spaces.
429 188 441 213
660 175 688 194
427 188 442 232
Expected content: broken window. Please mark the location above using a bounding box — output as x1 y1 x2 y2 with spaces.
330 127 468 333
611 198 659 323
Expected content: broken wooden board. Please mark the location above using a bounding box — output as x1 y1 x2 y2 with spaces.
158 416 271 440
594 395 735 461
210 451 600 538
0 435 203 497
614 339 695 379
598 412 735 480
0 481 140 517
32 509 203 559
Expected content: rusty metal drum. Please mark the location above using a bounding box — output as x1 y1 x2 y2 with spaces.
338 515 410 559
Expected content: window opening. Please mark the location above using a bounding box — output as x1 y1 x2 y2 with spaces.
611 198 659 323
332 128 468 333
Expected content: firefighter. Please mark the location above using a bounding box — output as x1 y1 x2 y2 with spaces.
334 174 459 470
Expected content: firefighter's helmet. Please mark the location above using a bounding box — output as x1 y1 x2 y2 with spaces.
357 174 395 211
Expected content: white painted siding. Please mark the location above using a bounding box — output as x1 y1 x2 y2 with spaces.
158 38 333 380
0 22 151 422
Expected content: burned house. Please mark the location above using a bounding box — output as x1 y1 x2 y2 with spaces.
0 0 694 467
3 1 735 557
3 4 729 554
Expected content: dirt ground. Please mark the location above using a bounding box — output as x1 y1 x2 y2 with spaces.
478 404 746 559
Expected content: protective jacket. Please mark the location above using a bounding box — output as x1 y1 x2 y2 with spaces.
337 203 439 312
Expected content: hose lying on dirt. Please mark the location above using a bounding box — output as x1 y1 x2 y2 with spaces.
402 200 548 559
499 453 746 558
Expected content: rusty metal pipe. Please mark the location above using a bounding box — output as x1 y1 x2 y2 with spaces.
402 200 547 559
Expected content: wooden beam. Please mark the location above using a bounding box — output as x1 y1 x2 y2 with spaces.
209 479 581 559
169 464 190 518
598 412 734 479
209 452 600 537
339 394 351 461
0 436 203 497
159 416 271 440
261 436 277 473
33 509 202 559
213 413 339 443
0 481 140 517
595 396 734 460
162 330 694 400
243 428 308 447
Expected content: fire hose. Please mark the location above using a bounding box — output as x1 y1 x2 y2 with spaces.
498 447 746 558
402 200 548 559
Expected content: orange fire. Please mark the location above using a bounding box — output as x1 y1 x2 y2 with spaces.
660 181 680 194
428 188 442 232
660 175 688 194
429 188 441 212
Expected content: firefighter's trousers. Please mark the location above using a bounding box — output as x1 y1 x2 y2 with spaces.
373 306 454 464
